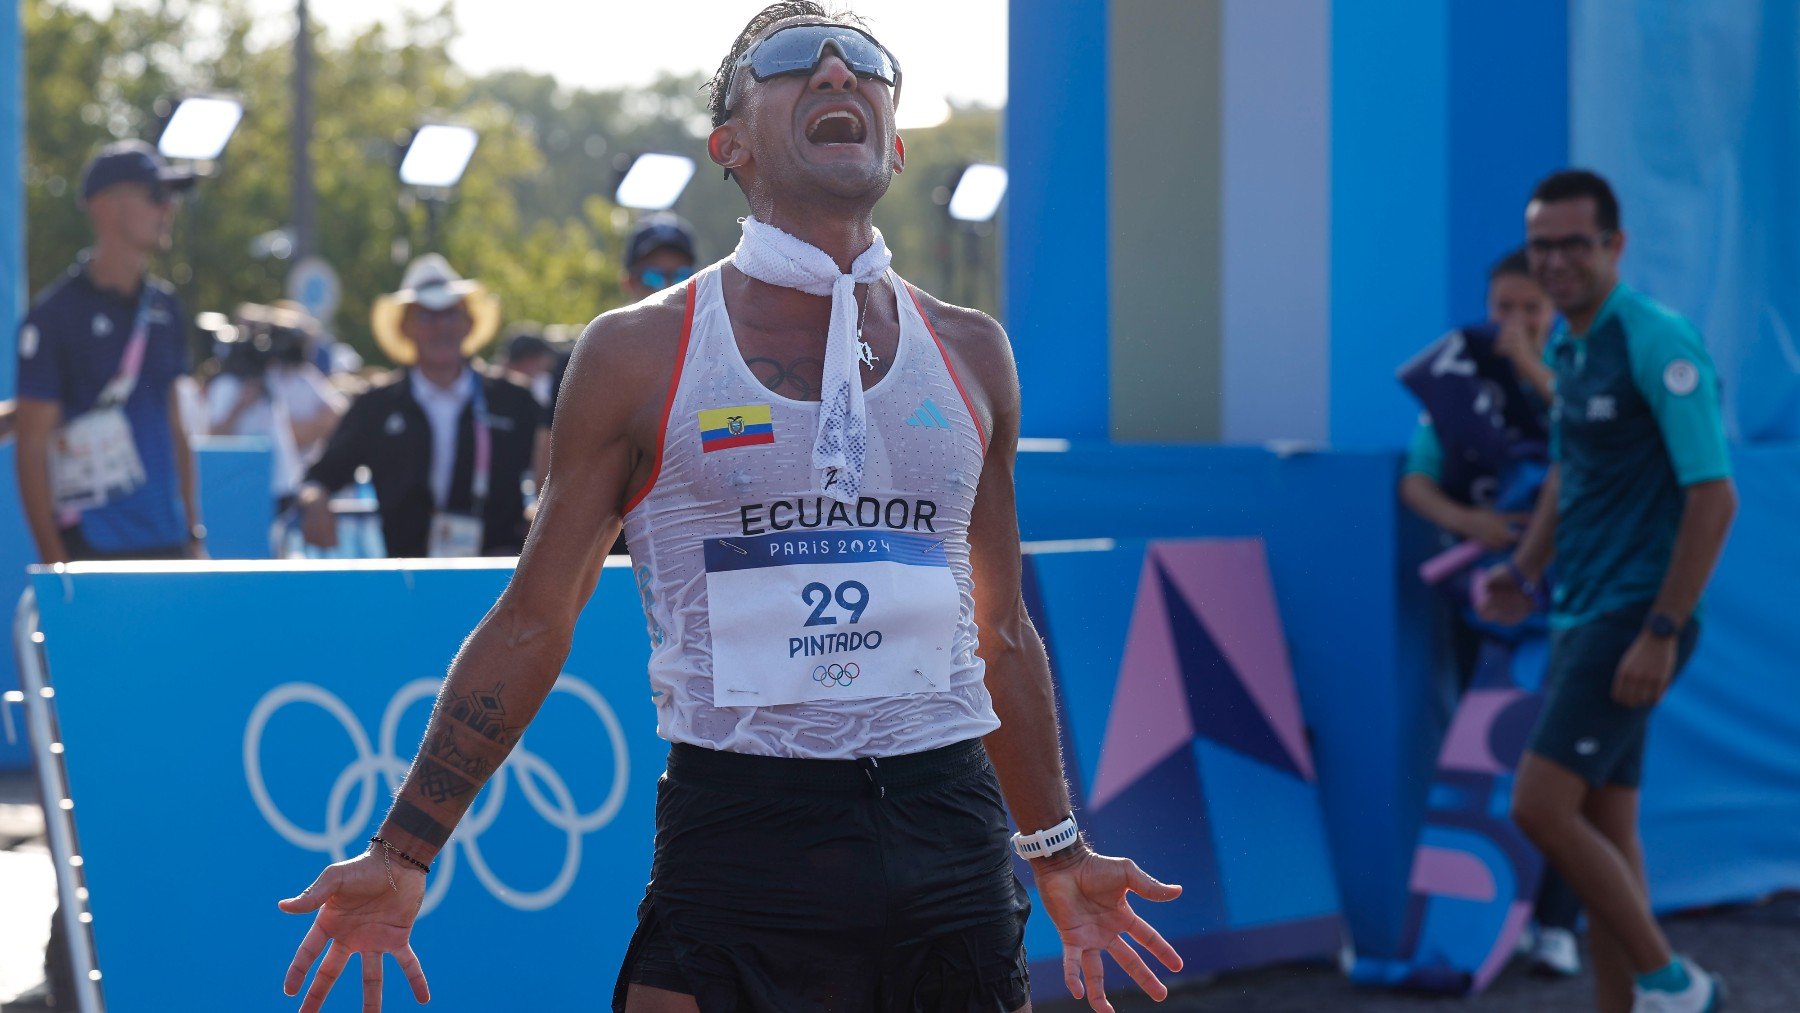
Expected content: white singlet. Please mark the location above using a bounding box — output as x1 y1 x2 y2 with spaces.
621 262 1002 759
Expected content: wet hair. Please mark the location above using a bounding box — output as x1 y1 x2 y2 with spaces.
1530 169 1621 233
1488 247 1532 283
706 1 869 128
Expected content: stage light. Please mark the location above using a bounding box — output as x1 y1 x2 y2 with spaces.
157 96 244 163
947 163 1007 223
615 153 696 211
398 125 479 190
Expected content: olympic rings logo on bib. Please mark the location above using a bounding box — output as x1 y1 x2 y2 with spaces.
812 662 861 687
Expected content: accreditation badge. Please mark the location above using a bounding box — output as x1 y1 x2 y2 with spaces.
704 508 961 707
50 406 147 513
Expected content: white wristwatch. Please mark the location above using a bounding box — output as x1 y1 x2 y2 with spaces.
1011 815 1081 861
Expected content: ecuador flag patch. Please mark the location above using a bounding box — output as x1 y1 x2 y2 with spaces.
698 404 776 453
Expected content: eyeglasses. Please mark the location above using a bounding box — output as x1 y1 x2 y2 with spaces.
635 265 695 291
1527 231 1613 258
725 23 902 115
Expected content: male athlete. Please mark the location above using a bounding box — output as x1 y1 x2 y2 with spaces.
278 5 1183 1012
1482 170 1734 1013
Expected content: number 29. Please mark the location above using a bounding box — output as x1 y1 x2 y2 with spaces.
802 580 870 626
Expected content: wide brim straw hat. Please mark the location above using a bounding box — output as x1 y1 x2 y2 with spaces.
370 253 502 366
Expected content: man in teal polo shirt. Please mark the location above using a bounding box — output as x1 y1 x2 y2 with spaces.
1482 170 1735 1013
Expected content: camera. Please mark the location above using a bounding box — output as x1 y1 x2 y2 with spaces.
197 302 317 379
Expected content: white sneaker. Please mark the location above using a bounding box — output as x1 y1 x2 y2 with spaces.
1631 958 1724 1013
1530 926 1582 977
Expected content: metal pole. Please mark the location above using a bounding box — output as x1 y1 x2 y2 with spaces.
15 587 105 1013
291 0 316 260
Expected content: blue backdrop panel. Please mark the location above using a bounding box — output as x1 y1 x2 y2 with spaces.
1329 0 1450 450
1004 0 1108 439
0 441 272 771
1 0 21 399
193 436 276 560
1019 539 1340 1001
32 561 658 1011
1642 444 1800 909
1571 0 1800 441
1015 443 1438 959
1444 0 1568 323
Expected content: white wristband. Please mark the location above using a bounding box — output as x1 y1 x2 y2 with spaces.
1011 815 1080 861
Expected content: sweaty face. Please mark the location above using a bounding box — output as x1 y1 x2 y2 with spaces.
401 302 473 370
725 19 901 204
1525 197 1620 319
1487 273 1556 350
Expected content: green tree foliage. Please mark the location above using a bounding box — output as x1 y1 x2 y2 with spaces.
23 0 1004 366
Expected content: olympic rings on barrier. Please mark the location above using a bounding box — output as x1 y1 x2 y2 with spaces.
810 663 860 687
244 674 629 914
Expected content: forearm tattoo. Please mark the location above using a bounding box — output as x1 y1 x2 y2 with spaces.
746 356 823 400
386 681 519 849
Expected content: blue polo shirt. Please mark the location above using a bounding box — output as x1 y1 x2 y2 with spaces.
15 262 189 551
1547 284 1731 628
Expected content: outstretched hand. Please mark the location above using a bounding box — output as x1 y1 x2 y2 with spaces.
278 852 431 1012
1033 848 1183 1013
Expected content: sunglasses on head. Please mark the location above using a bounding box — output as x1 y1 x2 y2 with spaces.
636 265 696 291
726 23 902 115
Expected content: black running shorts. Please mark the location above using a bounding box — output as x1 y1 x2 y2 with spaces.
612 738 1032 1012
1528 601 1700 788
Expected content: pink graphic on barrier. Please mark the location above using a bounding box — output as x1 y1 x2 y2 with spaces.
1411 845 1497 902
1438 689 1528 775
1153 541 1313 780
1089 541 1313 810
1087 555 1194 809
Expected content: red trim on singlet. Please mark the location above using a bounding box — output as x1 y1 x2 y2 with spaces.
623 281 699 515
904 283 989 452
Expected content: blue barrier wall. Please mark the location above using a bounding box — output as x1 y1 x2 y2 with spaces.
1642 444 1800 910
30 561 656 1011
1018 442 1800 945
1016 444 1440 959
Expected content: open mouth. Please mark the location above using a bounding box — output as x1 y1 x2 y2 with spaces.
804 108 868 145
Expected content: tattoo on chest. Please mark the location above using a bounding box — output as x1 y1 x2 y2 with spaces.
746 356 823 400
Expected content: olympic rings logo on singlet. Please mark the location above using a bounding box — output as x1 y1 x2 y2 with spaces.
813 663 860 687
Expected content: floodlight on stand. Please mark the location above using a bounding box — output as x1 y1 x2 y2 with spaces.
157 96 244 163
947 163 1008 223
398 125 480 190
615 153 696 211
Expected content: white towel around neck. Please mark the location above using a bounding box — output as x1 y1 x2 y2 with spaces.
731 215 892 504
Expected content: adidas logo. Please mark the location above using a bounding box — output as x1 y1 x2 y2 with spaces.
905 398 953 430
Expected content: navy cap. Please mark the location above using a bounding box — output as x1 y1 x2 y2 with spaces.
625 213 697 269
80 140 198 202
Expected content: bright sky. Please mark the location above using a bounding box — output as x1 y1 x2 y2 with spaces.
74 0 1009 127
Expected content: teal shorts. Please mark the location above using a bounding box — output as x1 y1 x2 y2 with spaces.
1528 601 1700 788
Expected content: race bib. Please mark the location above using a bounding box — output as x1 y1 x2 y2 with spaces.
705 528 961 707
427 512 484 557
50 406 146 513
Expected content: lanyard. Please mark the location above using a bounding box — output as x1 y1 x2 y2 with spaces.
468 376 492 510
95 286 157 409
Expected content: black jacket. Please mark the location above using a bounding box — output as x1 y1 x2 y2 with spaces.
305 367 544 556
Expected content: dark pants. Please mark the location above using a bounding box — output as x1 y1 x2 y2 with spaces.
615 740 1031 1012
